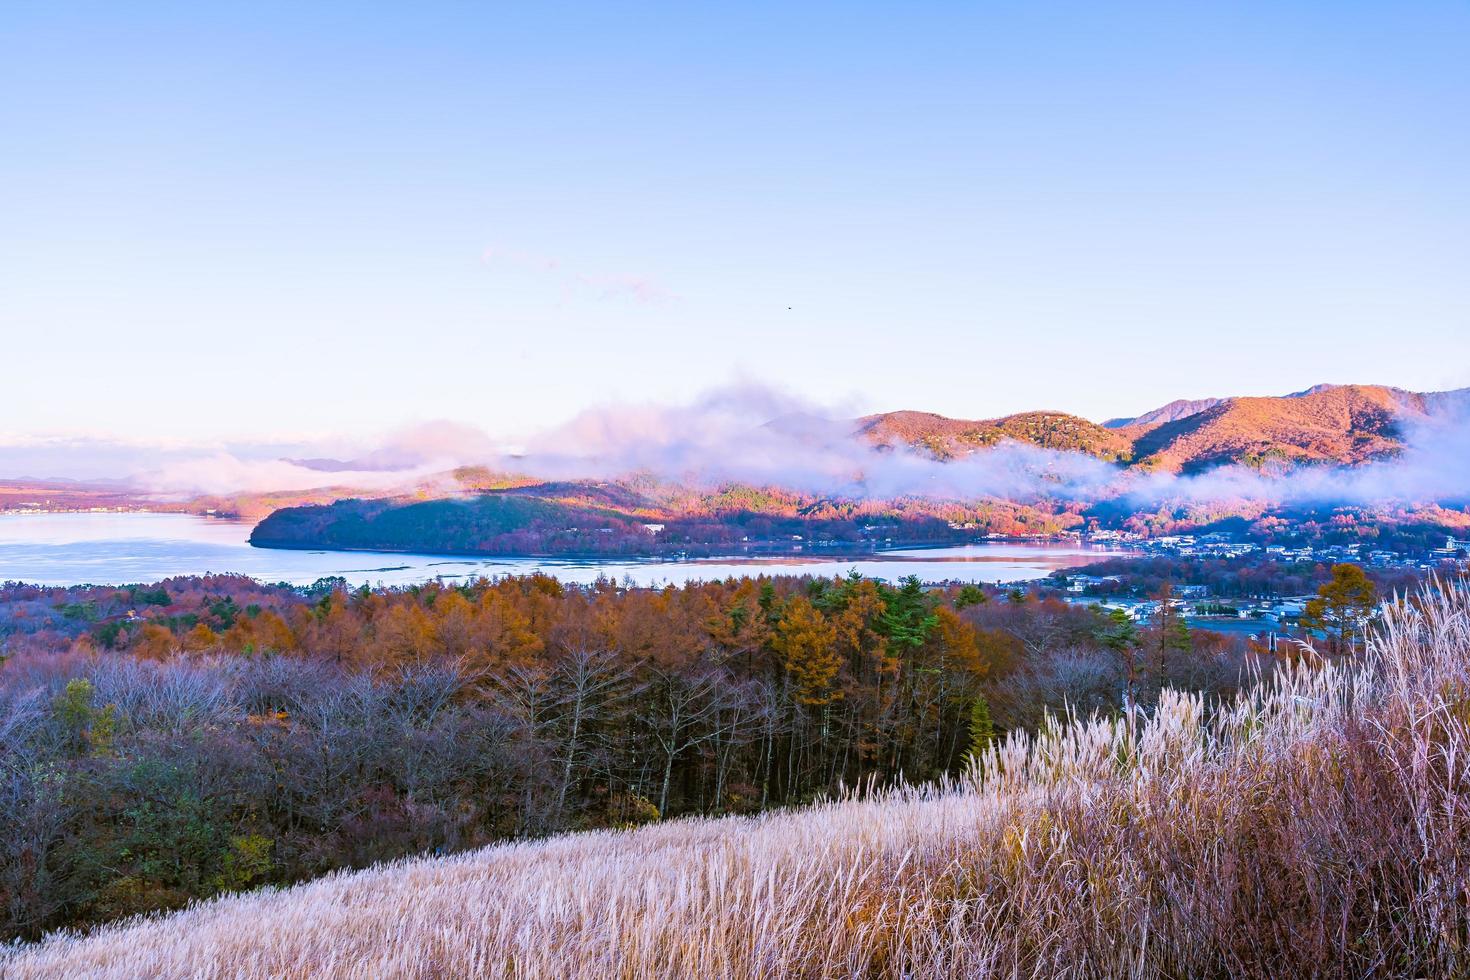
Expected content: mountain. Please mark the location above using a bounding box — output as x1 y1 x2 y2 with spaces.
865 383 1470 474
1114 384 1469 473
858 410 1134 462
1102 397 1226 430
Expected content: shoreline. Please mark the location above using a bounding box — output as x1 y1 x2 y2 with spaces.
1 511 1134 589
243 536 1126 564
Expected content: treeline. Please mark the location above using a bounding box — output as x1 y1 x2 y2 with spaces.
0 573 1257 940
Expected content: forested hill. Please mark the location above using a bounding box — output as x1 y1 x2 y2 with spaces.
857 409 1134 462
862 383 1470 472
246 489 994 556
248 494 643 556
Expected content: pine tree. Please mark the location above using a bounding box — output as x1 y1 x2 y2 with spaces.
877 576 939 652
1098 608 1141 710
954 584 988 609
966 694 996 761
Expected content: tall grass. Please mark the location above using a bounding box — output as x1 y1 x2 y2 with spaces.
6 583 1470 979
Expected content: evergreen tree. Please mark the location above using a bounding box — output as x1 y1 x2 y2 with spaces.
877 576 939 652
954 584 988 610
966 694 996 761
1098 608 1141 709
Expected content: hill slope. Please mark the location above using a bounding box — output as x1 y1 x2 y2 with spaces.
858 409 1134 461
1119 383 1419 472
8 586 1468 979
248 493 660 555
1102 396 1226 429
867 383 1467 473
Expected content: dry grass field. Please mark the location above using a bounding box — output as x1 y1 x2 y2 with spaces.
6 584 1470 979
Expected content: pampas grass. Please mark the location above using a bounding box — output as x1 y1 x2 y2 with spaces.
7 583 1470 979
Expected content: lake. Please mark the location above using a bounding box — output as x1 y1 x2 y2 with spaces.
0 512 1131 588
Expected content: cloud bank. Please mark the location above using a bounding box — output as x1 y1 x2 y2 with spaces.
0 423 506 496
3 385 1468 507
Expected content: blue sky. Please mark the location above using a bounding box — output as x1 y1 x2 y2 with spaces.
3 1 1468 447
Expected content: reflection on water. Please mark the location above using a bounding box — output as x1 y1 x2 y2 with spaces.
0 512 1133 588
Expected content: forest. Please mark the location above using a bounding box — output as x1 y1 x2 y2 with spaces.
0 570 1267 940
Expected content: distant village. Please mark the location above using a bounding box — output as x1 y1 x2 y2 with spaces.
1052 529 1470 644
1085 527 1470 568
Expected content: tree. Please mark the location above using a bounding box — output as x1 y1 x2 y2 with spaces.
1097 608 1140 710
771 596 840 706
182 622 219 652
877 577 940 654
912 607 990 773
966 694 996 763
1146 585 1191 700
550 649 635 815
487 663 562 832
638 666 737 817
1300 563 1378 656
954 584 988 610
470 591 543 669
54 678 117 756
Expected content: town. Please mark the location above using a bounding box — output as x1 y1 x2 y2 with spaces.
1047 530 1470 642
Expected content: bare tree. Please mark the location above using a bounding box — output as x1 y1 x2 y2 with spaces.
551 649 637 815
638 666 741 817
486 663 562 833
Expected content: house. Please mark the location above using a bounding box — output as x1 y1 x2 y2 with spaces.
1066 574 1112 593
1272 598 1311 617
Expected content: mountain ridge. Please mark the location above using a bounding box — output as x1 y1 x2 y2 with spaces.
864 383 1470 473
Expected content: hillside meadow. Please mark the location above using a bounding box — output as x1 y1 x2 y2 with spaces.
5 582 1469 978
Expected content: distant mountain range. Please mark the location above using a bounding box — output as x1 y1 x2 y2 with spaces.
246 382 1470 557
861 383 1470 474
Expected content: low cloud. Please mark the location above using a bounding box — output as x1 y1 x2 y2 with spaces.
140 455 428 496
0 422 507 496
502 385 1470 507
508 386 1124 500
1126 404 1470 507
4 385 1468 506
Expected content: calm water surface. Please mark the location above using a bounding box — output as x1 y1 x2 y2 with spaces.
0 512 1131 588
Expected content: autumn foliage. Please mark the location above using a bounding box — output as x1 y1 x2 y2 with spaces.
0 571 1048 939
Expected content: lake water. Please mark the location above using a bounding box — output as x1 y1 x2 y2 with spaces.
0 512 1131 589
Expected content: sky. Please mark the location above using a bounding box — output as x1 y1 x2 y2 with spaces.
3 1 1469 454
